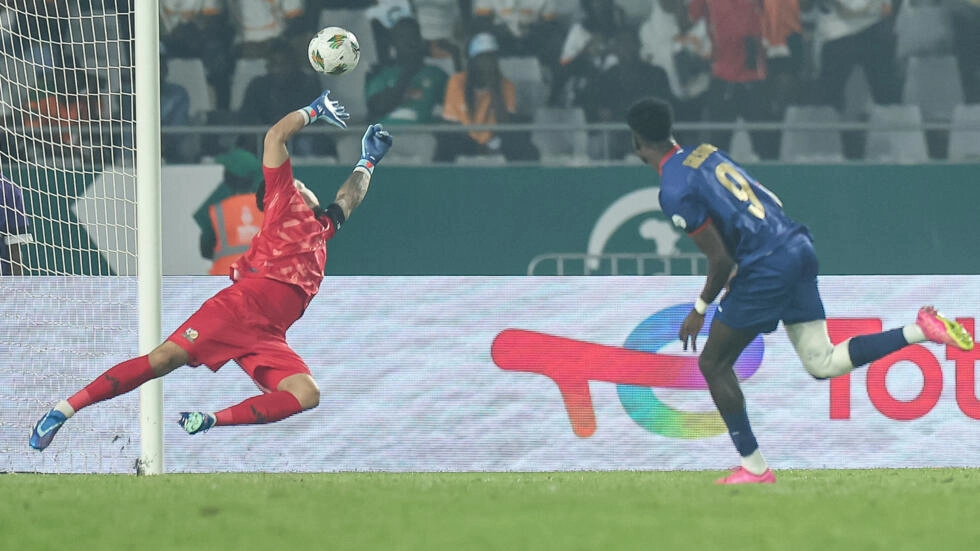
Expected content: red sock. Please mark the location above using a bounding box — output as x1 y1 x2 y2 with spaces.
214 391 303 426
67 355 157 412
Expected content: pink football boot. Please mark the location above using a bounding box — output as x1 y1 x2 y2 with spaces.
715 466 777 485
916 306 974 351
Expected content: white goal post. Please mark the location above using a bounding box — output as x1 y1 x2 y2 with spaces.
0 1 162 473
135 0 164 476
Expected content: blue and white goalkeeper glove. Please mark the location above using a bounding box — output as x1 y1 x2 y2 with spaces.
298 89 349 128
356 124 393 174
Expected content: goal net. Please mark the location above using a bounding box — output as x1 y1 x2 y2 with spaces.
0 2 157 473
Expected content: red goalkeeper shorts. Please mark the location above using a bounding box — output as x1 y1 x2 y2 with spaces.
168 277 312 393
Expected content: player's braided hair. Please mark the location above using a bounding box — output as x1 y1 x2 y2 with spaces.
627 97 674 145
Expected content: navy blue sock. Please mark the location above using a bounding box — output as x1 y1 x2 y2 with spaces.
848 328 908 367
721 409 759 457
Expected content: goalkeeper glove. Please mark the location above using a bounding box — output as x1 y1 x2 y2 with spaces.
298 89 349 128
355 124 393 175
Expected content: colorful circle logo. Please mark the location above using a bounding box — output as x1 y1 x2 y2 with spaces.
616 304 765 438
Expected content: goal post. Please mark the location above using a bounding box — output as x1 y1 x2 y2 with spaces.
135 0 163 476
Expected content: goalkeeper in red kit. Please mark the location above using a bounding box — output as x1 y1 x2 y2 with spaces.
30 90 393 450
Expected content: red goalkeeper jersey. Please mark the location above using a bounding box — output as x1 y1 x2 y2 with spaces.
230 159 336 308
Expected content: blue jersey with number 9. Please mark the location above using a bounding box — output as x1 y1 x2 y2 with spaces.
658 144 810 268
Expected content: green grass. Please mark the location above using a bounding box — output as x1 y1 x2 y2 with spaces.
2 469 979 550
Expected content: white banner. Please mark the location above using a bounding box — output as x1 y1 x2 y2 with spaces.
76 165 223 276
3 276 979 473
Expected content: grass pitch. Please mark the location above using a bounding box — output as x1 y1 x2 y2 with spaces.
2 469 978 550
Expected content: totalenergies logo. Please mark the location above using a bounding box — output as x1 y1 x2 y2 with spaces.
492 308 980 437
491 304 764 438
828 317 980 421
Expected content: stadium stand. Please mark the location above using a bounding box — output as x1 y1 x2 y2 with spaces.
948 104 980 162
167 58 212 122
902 55 963 123
865 104 929 163
229 58 268 112
531 107 588 164
780 106 845 163
498 56 548 117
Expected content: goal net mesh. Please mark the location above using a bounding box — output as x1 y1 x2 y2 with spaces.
1 1 142 472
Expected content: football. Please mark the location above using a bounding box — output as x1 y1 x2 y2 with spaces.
308 26 360 76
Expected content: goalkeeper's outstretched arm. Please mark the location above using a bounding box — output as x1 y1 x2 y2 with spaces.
326 124 393 224
263 90 350 169
263 111 306 169
331 167 370 223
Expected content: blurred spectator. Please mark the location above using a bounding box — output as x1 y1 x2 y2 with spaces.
815 0 901 111
415 0 464 69
0 5 16 51
228 0 309 58
0 174 32 276
690 0 779 160
192 148 264 276
551 0 627 106
159 0 234 111
763 0 804 119
950 0 980 103
160 57 194 163
471 0 564 69
21 69 101 159
369 0 464 70
435 33 539 162
10 1 67 72
1 5 39 127
161 63 190 128
367 0 415 65
365 17 450 125
238 42 332 158
238 43 321 125
638 0 711 145
579 29 671 159
894 0 953 65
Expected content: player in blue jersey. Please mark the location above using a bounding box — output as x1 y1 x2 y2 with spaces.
626 97 974 484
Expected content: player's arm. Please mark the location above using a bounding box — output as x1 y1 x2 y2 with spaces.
323 171 370 228
314 124 393 228
689 220 735 307
366 61 422 120
263 90 349 169
679 219 735 352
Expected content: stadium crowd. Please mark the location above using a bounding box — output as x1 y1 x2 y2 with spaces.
1 0 979 163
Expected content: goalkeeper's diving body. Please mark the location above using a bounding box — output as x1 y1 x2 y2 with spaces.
626 97 975 485
30 90 393 450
